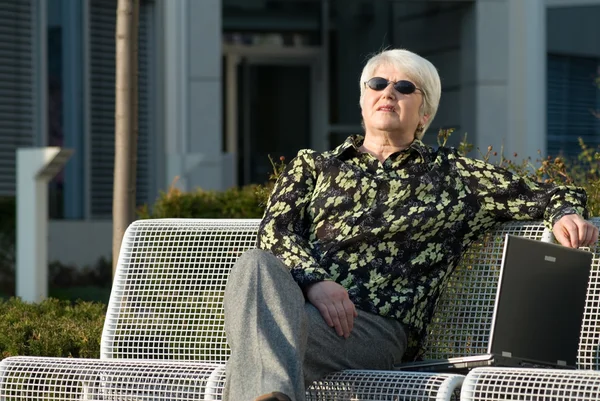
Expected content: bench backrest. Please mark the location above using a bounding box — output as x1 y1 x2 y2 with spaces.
102 218 600 369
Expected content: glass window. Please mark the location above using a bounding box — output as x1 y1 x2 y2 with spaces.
47 0 65 218
547 54 600 160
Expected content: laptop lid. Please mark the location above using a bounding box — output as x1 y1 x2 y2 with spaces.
489 234 593 367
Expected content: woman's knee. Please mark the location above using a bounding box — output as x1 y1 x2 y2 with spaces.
236 248 276 266
231 249 282 277
229 248 293 288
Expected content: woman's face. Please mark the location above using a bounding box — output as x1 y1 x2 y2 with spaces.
361 64 427 140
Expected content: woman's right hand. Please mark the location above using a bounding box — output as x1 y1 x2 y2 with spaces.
305 281 358 338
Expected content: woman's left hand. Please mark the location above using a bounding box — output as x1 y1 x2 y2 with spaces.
553 214 598 248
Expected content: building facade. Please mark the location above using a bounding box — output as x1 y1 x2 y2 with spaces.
1 0 599 266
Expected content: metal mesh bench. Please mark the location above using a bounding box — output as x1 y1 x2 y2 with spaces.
0 218 598 400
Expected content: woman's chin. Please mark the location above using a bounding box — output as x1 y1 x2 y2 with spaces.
366 123 401 133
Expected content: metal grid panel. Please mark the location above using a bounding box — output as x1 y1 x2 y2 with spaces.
102 219 262 361
307 370 463 401
0 356 223 400
462 367 600 401
577 217 600 369
423 221 549 359
0 357 464 401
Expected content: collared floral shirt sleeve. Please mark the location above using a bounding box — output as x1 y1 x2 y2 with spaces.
257 149 333 286
452 153 588 229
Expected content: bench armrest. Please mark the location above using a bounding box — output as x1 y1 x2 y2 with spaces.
0 356 226 400
310 369 464 401
462 367 600 401
0 356 464 400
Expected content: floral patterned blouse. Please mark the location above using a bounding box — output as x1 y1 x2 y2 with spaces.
257 135 588 359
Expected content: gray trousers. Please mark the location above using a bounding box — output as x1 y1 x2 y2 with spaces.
223 249 407 401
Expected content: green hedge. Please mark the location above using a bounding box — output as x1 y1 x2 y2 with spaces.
0 298 105 359
137 184 269 219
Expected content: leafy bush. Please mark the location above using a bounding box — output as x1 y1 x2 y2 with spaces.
137 182 268 219
0 298 105 360
438 129 600 216
137 157 290 220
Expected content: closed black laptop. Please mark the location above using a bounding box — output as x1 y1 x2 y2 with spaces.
396 234 593 372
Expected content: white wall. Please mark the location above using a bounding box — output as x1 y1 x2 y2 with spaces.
48 220 112 266
458 0 549 164
161 0 229 192
461 0 511 157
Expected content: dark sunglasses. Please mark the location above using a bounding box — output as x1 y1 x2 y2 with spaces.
365 77 426 97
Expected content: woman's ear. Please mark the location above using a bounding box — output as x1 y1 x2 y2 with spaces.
420 114 430 127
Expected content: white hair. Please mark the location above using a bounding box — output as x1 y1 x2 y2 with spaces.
359 49 442 139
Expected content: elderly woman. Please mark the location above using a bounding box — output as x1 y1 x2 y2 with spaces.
223 49 598 401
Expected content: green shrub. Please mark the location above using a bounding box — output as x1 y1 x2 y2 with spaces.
137 183 268 219
137 157 289 220
0 298 105 360
438 129 600 216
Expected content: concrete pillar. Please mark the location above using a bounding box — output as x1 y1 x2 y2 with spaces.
162 0 225 191
17 148 72 303
507 0 546 161
461 0 546 162
163 0 189 189
460 0 510 159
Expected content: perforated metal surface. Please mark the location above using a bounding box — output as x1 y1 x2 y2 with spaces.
462 367 600 401
0 357 463 401
102 219 262 362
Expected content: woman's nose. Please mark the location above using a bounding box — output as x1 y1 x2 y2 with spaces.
381 83 396 99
